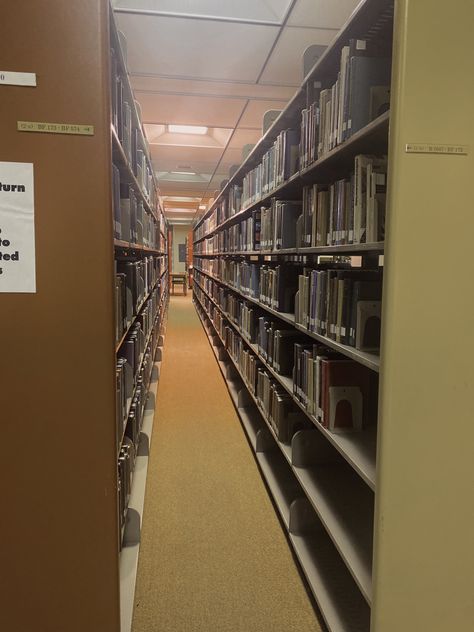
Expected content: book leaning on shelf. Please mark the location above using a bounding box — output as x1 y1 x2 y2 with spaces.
293 344 378 433
242 128 300 207
300 38 391 169
294 268 382 352
298 154 387 248
112 163 161 249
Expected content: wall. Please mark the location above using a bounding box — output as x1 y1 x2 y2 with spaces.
171 224 191 273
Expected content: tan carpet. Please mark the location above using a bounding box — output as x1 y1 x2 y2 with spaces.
132 293 324 632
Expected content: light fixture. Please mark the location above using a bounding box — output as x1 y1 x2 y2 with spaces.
163 196 200 202
170 170 196 176
168 125 208 135
199 205 206 210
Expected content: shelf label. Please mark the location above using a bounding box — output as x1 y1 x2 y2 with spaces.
0 162 36 293
17 121 94 136
0 71 36 87
406 143 468 155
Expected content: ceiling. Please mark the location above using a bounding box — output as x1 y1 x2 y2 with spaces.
113 0 360 224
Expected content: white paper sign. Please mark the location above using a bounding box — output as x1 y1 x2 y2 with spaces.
0 162 36 292
0 71 37 87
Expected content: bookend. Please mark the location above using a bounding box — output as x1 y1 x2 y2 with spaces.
137 431 149 457
256 427 276 453
122 508 140 547
225 364 239 382
291 429 339 468
355 301 381 351
302 44 327 78
145 390 156 412
237 388 253 409
289 497 321 536
262 110 282 135
328 386 363 432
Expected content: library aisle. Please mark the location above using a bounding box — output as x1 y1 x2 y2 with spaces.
132 294 323 632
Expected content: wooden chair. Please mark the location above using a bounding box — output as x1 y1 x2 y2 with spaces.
170 273 187 295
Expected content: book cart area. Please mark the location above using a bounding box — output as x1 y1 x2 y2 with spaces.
193 1 474 631
2 2 168 631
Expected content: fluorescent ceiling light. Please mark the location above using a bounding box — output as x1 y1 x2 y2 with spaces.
199 205 207 210
163 196 200 202
168 125 208 135
170 170 196 176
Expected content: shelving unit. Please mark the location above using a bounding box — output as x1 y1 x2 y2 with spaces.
1 2 168 631
193 285 374 603
193 297 371 632
194 112 390 247
192 1 474 632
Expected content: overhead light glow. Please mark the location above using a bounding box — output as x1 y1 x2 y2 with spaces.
168 125 208 135
199 205 206 210
163 196 200 202
170 170 196 176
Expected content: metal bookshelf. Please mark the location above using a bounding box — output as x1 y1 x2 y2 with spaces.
193 274 377 488
194 265 380 371
194 295 371 631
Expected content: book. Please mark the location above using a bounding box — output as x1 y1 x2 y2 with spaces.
347 56 391 137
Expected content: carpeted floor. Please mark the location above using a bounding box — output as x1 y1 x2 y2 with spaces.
131 294 323 632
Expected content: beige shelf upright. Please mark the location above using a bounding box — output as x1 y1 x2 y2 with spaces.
374 0 474 630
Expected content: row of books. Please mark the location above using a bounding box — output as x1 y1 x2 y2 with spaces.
116 316 157 446
195 152 386 255
223 324 260 395
242 129 300 209
294 344 378 432
117 332 157 544
257 367 312 443
194 291 313 444
115 257 164 342
115 283 165 436
299 155 387 247
195 38 391 244
222 210 261 252
111 46 157 208
195 272 379 434
195 259 382 353
295 268 382 351
218 260 298 313
301 40 391 165
118 436 135 545
194 207 218 243
112 164 162 249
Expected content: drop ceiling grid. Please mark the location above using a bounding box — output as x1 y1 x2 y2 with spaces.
113 0 294 23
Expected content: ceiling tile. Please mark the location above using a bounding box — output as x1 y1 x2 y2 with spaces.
137 93 246 127
258 26 336 85
227 127 262 149
287 0 360 29
150 144 224 173
218 147 247 174
238 99 289 130
116 14 279 82
114 0 292 22
130 75 296 103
